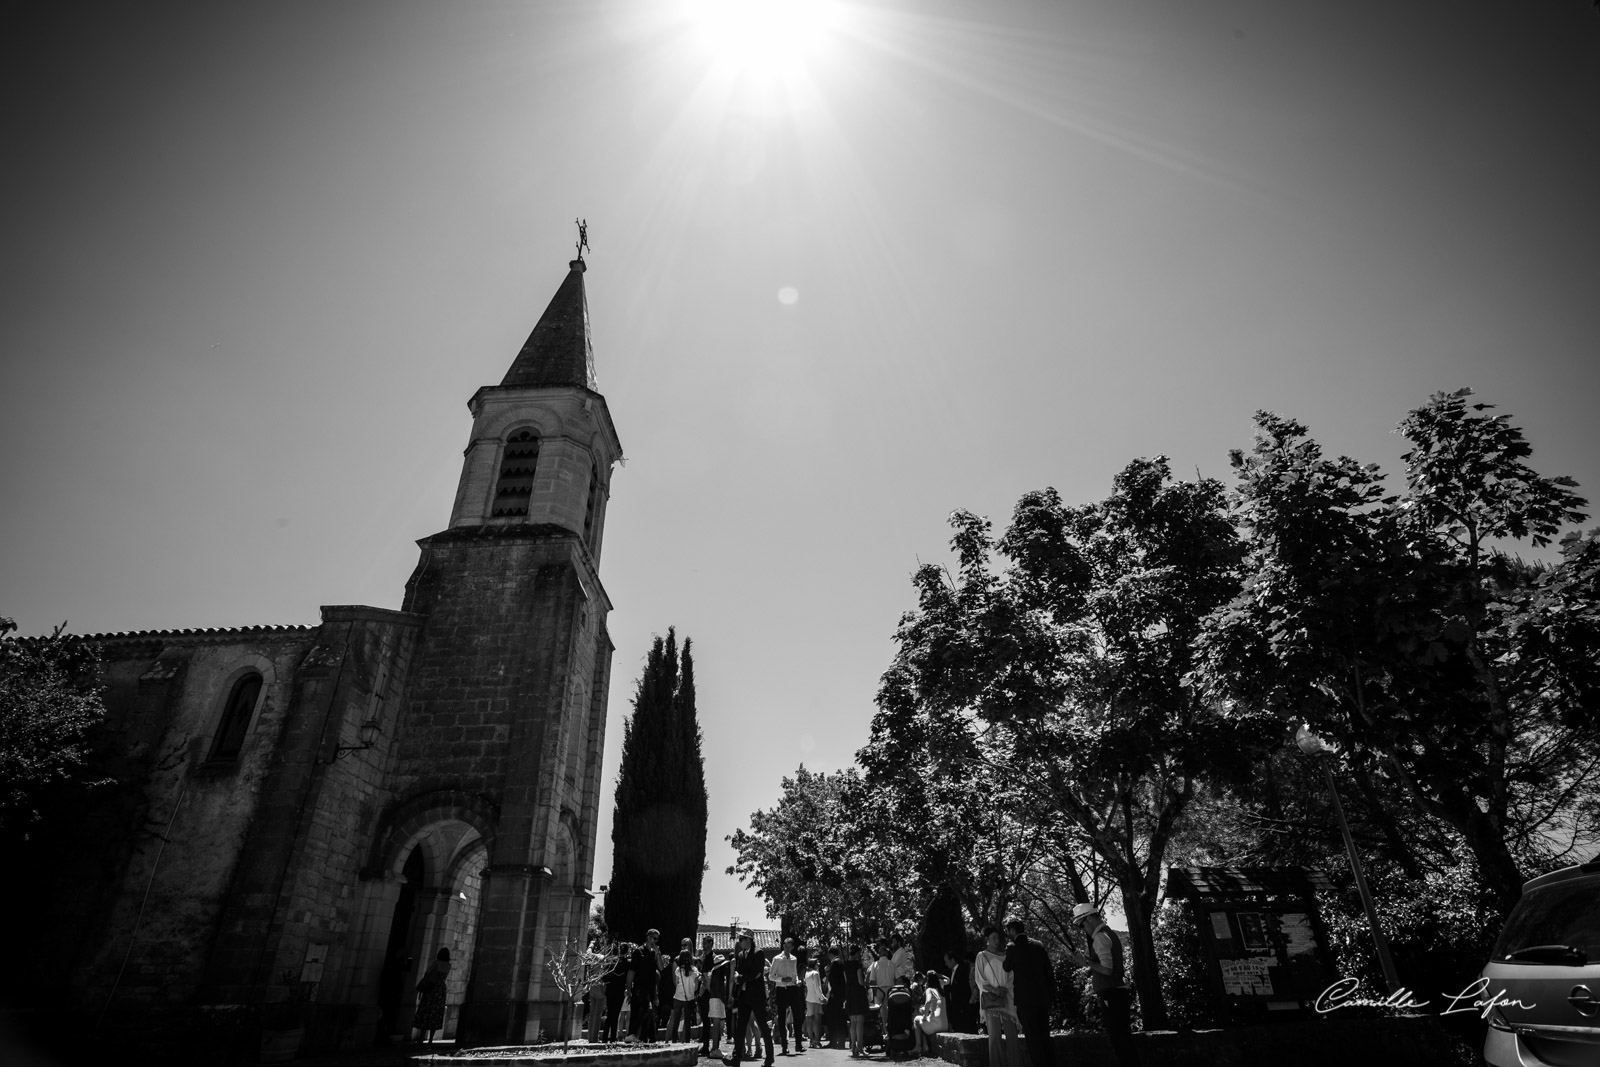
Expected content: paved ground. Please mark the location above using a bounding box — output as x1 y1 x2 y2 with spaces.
291 1039 935 1067
698 1042 930 1065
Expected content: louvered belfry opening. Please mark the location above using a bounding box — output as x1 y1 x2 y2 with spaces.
583 461 603 549
493 430 539 517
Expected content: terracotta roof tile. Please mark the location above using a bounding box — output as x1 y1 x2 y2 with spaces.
82 623 316 644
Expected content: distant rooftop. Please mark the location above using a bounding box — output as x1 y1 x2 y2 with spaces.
696 923 783 953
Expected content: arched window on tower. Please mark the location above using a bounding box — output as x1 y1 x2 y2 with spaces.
493 430 539 518
583 461 605 550
208 673 263 762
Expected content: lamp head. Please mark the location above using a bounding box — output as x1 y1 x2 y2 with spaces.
1295 723 1336 756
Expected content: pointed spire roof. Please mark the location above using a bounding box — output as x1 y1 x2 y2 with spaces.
500 258 596 390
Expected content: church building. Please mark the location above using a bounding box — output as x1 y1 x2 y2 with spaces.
32 253 621 1056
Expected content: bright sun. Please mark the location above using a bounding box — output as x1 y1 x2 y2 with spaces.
683 0 843 75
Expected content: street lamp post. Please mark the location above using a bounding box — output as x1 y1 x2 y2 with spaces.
1296 724 1403 996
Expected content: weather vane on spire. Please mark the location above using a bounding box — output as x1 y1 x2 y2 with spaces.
575 218 590 259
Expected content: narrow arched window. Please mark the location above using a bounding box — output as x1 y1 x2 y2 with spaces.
493 430 539 518
209 673 263 762
583 462 604 549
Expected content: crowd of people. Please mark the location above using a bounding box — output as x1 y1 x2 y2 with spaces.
583 907 1135 1067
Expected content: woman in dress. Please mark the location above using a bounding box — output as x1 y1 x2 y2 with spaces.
705 953 730 1057
844 944 870 1058
803 958 827 1051
412 948 451 1044
914 969 949 1057
825 947 848 1048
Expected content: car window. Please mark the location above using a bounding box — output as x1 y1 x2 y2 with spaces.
1493 873 1600 960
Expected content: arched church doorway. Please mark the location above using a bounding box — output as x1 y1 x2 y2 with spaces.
346 792 497 1046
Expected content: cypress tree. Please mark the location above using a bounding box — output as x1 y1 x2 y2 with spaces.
604 629 707 953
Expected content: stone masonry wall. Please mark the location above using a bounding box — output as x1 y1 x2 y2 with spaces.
64 628 317 1012
199 607 423 1006
448 386 619 538
263 608 424 1011
397 521 612 1043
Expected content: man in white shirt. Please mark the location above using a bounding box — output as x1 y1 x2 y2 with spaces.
890 934 914 985
870 940 896 1039
769 936 804 1053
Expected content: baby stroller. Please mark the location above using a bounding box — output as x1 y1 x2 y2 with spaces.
884 986 917 1061
861 1003 884 1055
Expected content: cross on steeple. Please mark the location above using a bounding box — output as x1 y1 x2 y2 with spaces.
575 218 590 260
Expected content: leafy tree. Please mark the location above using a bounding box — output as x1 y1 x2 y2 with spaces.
1199 391 1596 909
855 676 1058 934
0 616 107 840
878 458 1275 1029
728 765 919 942
605 629 707 950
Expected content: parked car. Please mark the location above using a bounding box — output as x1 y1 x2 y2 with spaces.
1481 857 1600 1067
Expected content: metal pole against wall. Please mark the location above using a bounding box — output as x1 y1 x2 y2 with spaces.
1320 759 1403 995
1296 724 1402 996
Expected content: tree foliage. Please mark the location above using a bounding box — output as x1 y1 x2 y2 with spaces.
727 765 920 941
856 670 1060 934
727 387 1597 1032
1199 390 1597 908
875 457 1276 1029
605 629 707 951
0 616 107 840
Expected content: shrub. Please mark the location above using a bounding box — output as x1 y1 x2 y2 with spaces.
1152 900 1223 1030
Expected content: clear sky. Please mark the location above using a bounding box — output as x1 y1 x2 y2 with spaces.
3 1 1597 929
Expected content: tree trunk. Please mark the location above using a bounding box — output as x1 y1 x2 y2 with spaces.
1117 877 1169 1031
1459 805 1527 915
1407 769 1526 914
1349 767 1424 881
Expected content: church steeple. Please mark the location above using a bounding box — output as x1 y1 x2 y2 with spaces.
500 258 596 391
444 253 622 560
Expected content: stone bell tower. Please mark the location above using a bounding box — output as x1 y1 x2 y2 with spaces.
394 252 622 1042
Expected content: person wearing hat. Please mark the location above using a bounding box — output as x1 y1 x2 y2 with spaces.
727 930 775 1067
704 952 731 1058
1065 903 1137 1067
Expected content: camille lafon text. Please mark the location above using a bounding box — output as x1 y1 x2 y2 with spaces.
1313 976 1535 1019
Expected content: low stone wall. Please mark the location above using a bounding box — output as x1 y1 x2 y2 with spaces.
931 1015 1456 1067
411 1041 702 1067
